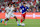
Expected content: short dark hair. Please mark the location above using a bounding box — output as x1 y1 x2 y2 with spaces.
23 3 26 4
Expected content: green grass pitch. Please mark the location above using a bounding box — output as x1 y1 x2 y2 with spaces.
0 19 40 27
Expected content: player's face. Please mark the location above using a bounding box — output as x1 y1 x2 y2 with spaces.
13 4 15 7
9 4 11 7
23 4 26 7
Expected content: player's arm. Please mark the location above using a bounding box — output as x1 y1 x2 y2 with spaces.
5 7 7 12
5 8 6 12
13 7 16 11
26 6 29 11
20 6 22 9
19 6 22 12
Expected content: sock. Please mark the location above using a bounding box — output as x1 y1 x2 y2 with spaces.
20 19 23 23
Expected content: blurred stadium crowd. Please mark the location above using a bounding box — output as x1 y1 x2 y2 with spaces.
0 0 40 13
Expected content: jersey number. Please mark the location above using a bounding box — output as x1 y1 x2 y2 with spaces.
22 8 24 10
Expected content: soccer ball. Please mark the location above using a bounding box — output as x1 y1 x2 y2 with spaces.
21 23 25 26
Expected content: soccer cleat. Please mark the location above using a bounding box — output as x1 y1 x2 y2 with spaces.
1 21 2 23
17 24 21 26
5 23 7 25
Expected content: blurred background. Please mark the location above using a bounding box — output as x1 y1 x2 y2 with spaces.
0 0 40 13
0 0 40 27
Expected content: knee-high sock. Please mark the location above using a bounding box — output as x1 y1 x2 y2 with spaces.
20 19 23 23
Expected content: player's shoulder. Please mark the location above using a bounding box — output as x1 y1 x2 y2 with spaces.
20 5 24 8
21 5 24 7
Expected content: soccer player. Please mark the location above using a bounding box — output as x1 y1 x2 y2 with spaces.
9 3 19 26
2 3 12 25
2 3 19 26
20 3 29 25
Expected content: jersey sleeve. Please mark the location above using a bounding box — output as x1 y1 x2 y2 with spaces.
20 6 22 9
26 6 29 9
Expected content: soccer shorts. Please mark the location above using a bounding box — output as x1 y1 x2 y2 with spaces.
21 13 26 19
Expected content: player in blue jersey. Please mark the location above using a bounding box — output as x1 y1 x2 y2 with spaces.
20 3 29 25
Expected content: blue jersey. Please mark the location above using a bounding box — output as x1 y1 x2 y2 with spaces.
20 5 29 14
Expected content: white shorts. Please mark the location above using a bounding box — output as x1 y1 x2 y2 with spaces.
5 12 15 19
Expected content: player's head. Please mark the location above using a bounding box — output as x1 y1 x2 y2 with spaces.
23 3 26 7
12 2 15 7
8 3 12 7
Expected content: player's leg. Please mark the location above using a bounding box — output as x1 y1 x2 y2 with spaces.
2 13 10 25
20 13 26 26
2 13 7 24
20 17 25 23
22 16 25 22
2 18 9 25
5 13 11 25
14 16 18 23
11 14 20 26
5 18 9 25
20 13 26 23
12 14 19 23
14 16 21 26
